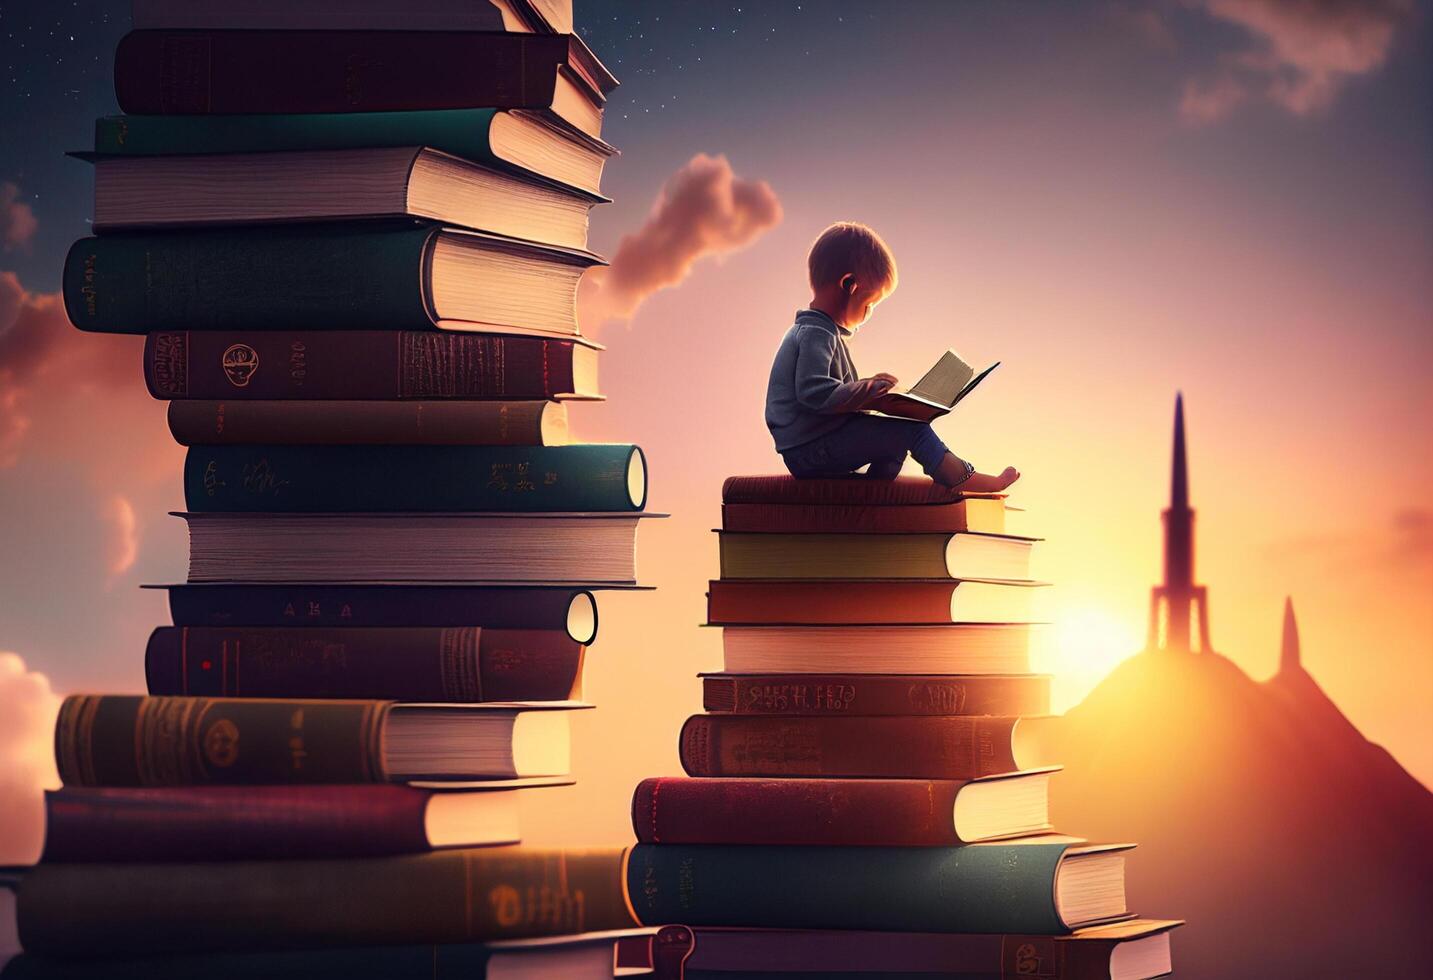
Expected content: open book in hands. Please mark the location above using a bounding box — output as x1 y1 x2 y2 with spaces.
864 350 1000 422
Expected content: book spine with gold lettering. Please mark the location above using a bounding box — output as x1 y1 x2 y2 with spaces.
144 626 583 702
54 694 390 786
17 846 636 957
700 672 1050 716
678 714 1020 779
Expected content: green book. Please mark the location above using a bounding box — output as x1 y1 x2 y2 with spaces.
626 842 1133 935
91 108 614 196
62 224 599 337
183 444 647 513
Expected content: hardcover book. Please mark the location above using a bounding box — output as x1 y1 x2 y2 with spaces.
626 841 1132 934
182 444 647 513
144 331 601 402
64 224 601 338
144 626 586 702
707 578 1043 625
54 695 584 785
16 845 636 957
717 530 1037 581
91 147 604 250
113 30 615 138
632 771 1055 846
717 623 1034 674
40 783 541 862
700 672 1052 717
866 351 1001 423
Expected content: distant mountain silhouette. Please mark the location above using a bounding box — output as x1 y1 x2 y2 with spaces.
1032 650 1433 979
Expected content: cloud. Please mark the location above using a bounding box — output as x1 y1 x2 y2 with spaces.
0 183 37 252
105 494 139 581
579 153 782 328
1177 0 1413 123
0 652 61 865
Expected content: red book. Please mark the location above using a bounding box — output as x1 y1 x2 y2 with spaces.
144 331 601 401
721 499 1005 534
722 474 1004 507
631 772 1054 846
700 672 1051 716
706 579 1041 625
679 714 1026 779
113 31 616 138
40 784 528 862
145 625 584 702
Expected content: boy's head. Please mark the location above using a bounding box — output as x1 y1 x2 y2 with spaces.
808 221 898 330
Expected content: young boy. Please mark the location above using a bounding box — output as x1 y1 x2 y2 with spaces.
765 221 1021 491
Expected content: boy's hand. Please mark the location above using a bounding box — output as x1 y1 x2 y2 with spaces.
871 372 899 388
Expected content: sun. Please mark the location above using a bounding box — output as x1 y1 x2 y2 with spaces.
1032 604 1144 714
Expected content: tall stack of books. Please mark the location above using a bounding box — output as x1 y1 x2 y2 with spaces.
10 2 663 975
625 475 1183 979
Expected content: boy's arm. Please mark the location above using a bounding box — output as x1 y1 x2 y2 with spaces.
793 330 892 414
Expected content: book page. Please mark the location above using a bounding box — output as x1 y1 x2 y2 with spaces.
906 350 975 408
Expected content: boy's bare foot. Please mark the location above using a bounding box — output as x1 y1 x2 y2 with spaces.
935 456 1021 492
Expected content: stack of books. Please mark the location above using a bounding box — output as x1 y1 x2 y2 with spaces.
624 475 1183 979
10 1 664 976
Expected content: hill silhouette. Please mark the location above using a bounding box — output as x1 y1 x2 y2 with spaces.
1030 650 1433 979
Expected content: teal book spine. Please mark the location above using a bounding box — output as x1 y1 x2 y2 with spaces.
93 109 508 167
626 843 1072 934
184 444 647 512
62 225 436 334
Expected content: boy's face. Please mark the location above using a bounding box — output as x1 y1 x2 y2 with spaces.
840 279 893 330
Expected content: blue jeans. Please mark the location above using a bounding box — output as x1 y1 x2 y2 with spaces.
781 415 950 480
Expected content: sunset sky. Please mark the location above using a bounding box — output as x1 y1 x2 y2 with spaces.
0 0 1429 853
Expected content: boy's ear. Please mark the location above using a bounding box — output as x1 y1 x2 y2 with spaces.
840 274 857 295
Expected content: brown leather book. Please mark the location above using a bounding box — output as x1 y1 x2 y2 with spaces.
679 714 1027 779
701 672 1051 716
722 474 1004 506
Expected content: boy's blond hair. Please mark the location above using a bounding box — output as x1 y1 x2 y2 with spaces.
807 222 898 291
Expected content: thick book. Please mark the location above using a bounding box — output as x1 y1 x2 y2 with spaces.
651 920 1182 980
180 512 655 583
54 695 581 785
718 530 1037 581
168 400 572 447
91 148 604 250
144 330 601 401
707 579 1042 625
158 583 600 638
183 443 646 512
718 624 1034 674
15 845 635 957
94 108 613 197
679 714 1032 779
145 626 585 702
63 224 601 338
129 0 559 33
626 842 1132 934
39 783 533 862
701 672 1052 717
721 499 1006 534
722 474 1004 506
866 351 1001 423
631 772 1055 846
113 30 615 138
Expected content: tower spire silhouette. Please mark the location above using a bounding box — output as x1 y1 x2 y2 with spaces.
1279 596 1302 675
1146 393 1214 653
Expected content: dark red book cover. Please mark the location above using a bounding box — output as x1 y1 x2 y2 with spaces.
721 501 999 533
632 776 978 846
721 474 1003 506
40 785 450 862
708 579 960 623
144 330 596 401
113 30 611 114
145 626 583 702
679 714 1021 779
701 672 1051 716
